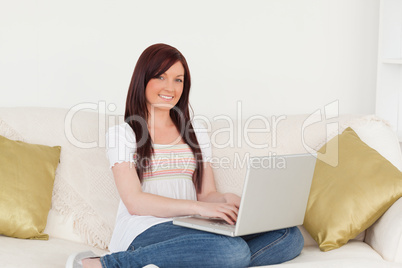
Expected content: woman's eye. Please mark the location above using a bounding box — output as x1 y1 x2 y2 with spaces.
176 79 183 83
156 76 164 80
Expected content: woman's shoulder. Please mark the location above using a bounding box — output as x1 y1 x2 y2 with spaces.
107 122 136 142
190 119 212 159
191 120 209 133
190 119 211 144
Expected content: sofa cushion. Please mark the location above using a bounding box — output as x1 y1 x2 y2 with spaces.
0 135 61 240
303 127 402 251
0 236 383 268
365 197 402 263
0 235 107 268
268 241 387 268
347 115 402 171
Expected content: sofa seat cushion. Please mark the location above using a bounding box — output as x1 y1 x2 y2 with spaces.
0 235 108 268
266 241 389 268
0 237 387 268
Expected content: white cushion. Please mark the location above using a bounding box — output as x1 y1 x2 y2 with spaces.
0 235 107 268
365 197 402 263
264 241 385 268
0 235 382 268
44 209 83 243
346 115 402 171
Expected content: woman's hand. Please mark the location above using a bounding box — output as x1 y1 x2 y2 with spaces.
223 193 241 208
195 202 238 225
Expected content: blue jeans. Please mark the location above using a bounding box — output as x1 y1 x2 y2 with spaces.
100 222 304 268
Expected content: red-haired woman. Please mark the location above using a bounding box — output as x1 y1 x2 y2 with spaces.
67 43 304 268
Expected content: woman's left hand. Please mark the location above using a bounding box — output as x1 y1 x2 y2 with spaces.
223 193 241 208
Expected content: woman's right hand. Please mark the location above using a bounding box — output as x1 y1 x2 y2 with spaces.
195 202 239 225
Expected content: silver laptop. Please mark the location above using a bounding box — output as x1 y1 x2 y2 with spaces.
173 153 316 237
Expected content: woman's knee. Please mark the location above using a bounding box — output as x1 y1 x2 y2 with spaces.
249 227 304 266
214 236 250 268
285 226 304 259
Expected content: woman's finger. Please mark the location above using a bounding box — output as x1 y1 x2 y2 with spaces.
217 206 238 223
224 204 239 217
217 212 235 225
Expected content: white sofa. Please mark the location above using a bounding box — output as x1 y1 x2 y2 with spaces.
0 107 402 268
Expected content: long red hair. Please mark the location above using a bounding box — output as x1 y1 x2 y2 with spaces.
124 43 204 193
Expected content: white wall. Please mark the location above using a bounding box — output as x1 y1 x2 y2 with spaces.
0 0 379 118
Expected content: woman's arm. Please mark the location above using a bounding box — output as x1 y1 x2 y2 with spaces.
112 161 238 224
197 162 241 212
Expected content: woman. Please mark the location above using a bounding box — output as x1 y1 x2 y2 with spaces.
67 43 304 268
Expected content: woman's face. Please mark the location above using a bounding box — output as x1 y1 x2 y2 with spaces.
145 61 184 113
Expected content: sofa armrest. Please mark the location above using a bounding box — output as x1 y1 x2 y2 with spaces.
365 197 402 263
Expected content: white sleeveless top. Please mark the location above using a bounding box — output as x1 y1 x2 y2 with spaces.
105 122 212 252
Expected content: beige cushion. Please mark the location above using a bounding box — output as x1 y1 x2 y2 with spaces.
0 135 60 239
304 127 402 251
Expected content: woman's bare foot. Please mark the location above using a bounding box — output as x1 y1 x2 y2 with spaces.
82 257 102 268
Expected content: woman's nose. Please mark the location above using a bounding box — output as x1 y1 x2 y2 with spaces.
164 79 175 92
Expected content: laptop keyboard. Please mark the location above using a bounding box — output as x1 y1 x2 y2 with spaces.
211 221 235 230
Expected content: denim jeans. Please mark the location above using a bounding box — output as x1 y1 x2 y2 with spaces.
100 221 304 268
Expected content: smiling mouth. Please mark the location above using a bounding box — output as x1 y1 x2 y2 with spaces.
159 94 174 100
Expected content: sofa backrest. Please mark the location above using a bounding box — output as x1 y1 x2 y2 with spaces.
205 113 357 196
